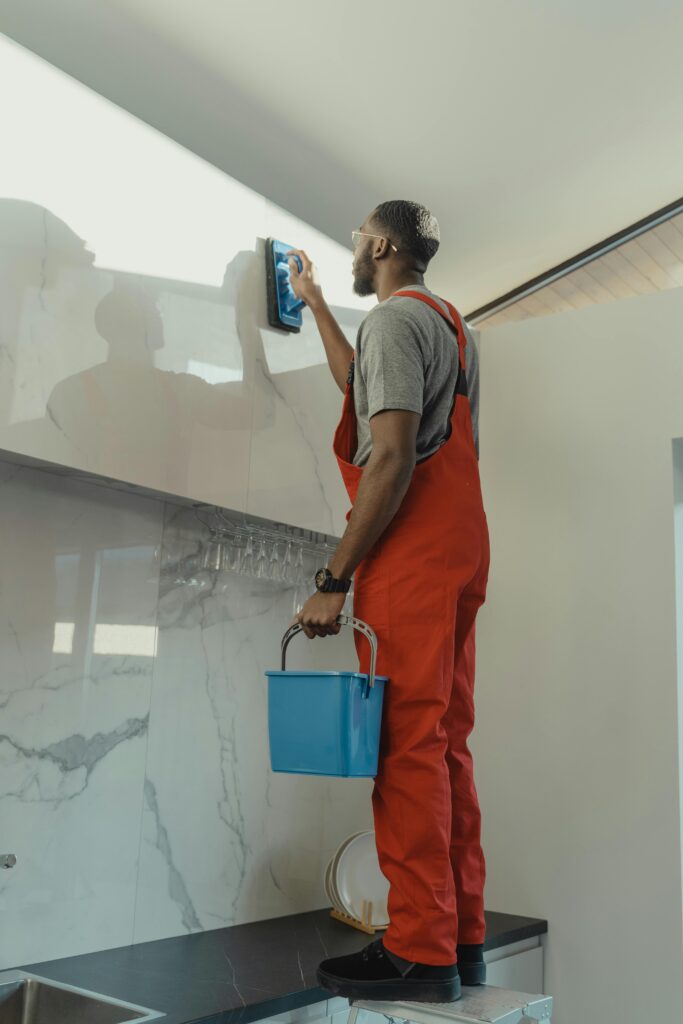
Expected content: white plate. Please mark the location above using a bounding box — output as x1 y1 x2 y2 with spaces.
334 831 390 927
324 856 345 913
328 860 347 914
323 856 334 903
329 830 372 915
330 830 369 879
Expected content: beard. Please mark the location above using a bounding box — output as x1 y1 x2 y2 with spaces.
352 246 376 297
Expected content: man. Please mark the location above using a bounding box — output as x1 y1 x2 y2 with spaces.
287 200 490 1002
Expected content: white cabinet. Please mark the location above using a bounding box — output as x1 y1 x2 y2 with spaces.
0 38 372 535
484 942 544 993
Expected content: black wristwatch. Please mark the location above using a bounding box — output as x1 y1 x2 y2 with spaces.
315 566 352 593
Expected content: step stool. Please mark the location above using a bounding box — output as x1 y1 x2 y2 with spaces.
348 985 553 1024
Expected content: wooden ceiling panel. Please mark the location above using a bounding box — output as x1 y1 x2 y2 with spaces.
475 210 683 330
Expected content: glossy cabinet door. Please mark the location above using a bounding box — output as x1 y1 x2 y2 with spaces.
0 37 372 533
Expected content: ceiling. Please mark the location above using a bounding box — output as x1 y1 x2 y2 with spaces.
1 0 682 314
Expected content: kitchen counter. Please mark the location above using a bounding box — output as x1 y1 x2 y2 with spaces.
14 907 547 1024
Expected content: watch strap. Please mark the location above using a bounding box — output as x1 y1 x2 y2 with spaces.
315 567 352 593
325 576 351 593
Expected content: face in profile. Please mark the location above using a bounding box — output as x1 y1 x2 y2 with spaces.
352 219 378 297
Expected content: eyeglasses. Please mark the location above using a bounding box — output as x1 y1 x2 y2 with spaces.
351 230 398 253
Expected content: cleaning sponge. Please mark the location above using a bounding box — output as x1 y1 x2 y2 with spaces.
266 238 306 332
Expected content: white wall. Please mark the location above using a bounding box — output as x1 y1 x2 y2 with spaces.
474 286 683 1020
674 437 683 913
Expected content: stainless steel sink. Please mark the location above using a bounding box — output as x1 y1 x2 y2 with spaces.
0 971 165 1023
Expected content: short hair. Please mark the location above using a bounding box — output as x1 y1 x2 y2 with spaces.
371 200 440 271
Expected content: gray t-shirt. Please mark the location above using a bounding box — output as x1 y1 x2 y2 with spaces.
351 284 480 467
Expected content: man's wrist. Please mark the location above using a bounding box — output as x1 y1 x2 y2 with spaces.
315 566 352 594
327 560 353 581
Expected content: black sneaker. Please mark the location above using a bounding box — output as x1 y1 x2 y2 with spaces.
456 942 486 985
316 937 461 1002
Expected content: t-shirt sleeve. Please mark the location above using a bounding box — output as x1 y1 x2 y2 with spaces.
359 309 424 420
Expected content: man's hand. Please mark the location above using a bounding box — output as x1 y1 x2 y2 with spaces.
288 590 347 638
286 248 325 313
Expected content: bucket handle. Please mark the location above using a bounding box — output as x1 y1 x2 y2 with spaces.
280 613 378 697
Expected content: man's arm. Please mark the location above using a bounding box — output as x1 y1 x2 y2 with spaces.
311 301 354 394
286 248 353 393
327 408 419 580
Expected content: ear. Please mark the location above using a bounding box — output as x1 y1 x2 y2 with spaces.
372 237 392 261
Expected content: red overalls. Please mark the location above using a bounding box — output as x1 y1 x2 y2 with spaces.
332 290 490 966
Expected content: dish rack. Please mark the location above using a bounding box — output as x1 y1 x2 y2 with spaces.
330 900 387 935
326 829 390 935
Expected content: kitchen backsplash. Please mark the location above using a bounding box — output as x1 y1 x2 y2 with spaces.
0 456 373 969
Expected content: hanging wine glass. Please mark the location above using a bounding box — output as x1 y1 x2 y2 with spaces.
255 534 269 578
214 533 234 594
292 543 305 585
289 542 304 616
304 546 319 586
282 540 294 583
226 529 245 573
241 533 256 576
202 529 224 572
268 537 283 581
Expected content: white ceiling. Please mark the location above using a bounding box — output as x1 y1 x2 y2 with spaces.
1 0 682 313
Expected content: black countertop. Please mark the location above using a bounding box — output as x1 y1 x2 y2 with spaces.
15 907 547 1024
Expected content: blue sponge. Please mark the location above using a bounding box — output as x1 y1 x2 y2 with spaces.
266 238 305 332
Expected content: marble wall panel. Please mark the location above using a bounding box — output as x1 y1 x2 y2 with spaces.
133 502 372 944
0 458 163 967
1 462 372 965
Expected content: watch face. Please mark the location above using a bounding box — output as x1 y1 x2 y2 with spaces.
315 569 327 587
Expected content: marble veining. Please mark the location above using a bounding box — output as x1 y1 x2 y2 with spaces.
0 458 372 969
0 716 149 804
133 502 370 945
141 778 202 933
0 459 162 968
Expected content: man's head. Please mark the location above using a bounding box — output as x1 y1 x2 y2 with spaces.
352 199 440 297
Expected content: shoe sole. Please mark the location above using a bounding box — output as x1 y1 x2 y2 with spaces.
316 967 462 1002
456 961 486 986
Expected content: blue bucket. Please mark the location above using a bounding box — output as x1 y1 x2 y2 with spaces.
266 613 388 777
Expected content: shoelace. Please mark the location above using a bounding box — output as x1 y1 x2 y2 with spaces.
361 940 385 961
366 940 417 977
